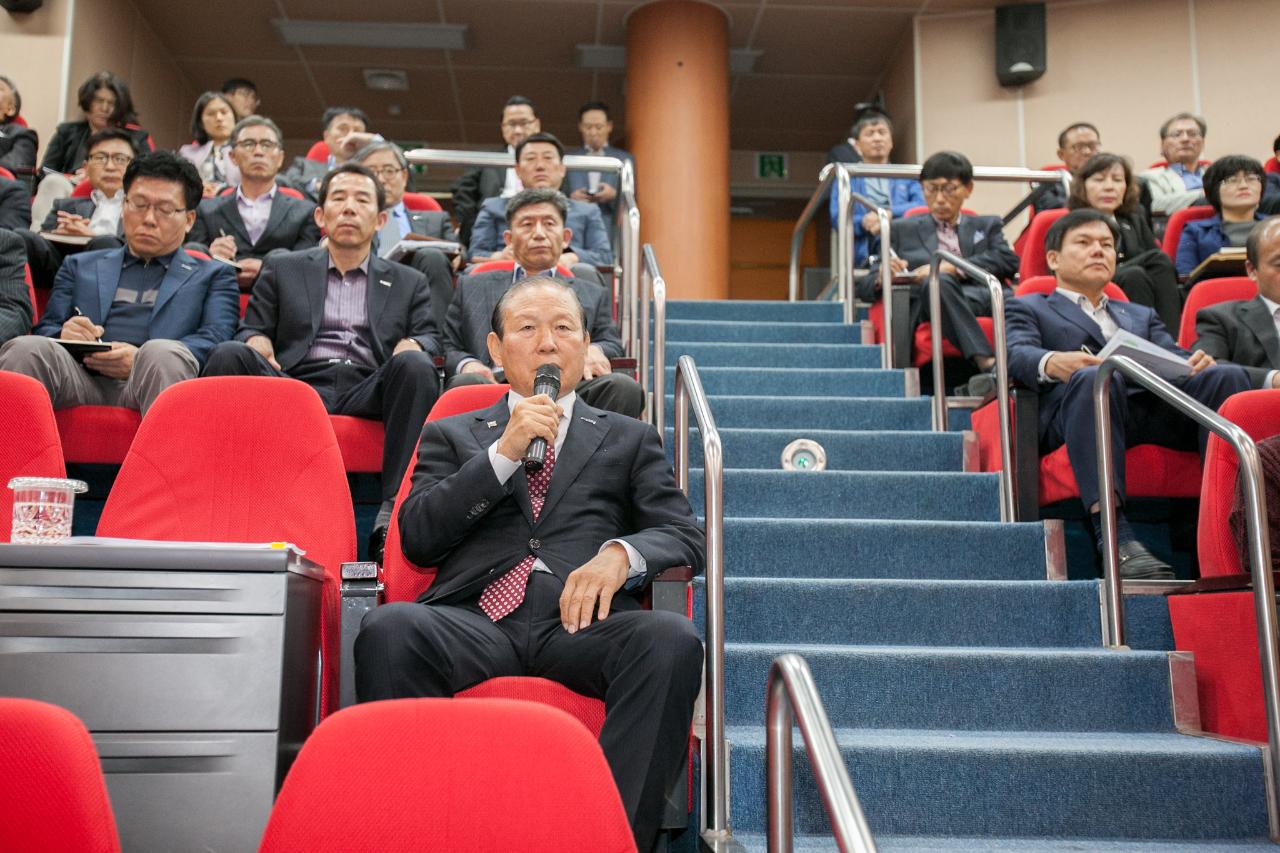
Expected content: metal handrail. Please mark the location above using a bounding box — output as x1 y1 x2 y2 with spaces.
1093 355 1280 831
768 654 878 853
787 164 845 307
640 243 667 434
836 163 1072 184
926 250 1015 520
404 147 640 356
672 356 728 841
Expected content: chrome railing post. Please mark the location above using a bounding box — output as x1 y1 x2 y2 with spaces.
641 244 667 434
619 159 640 358
874 207 893 369
673 356 728 840
767 655 879 853
835 168 853 324
789 165 835 302
1092 356 1280 832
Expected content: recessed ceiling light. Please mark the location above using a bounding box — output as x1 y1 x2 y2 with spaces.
273 19 468 51
363 68 409 91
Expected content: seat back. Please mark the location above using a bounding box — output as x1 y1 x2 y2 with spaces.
1161 204 1215 258
0 698 121 853
1017 208 1070 280
1014 275 1129 302
1197 389 1280 576
1178 276 1258 348
71 180 94 198
383 384 509 603
258 699 635 853
1265 157 1280 175
0 371 65 542
218 184 305 201
305 141 328 162
402 191 442 212
468 258 574 278
0 166 14 181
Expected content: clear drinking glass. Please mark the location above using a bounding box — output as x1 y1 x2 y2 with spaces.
8 477 88 544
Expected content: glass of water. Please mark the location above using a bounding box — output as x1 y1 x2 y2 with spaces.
8 477 88 544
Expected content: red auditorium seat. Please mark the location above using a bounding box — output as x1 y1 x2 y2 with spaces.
970 275 1201 516
70 179 94 199
329 415 384 474
1265 157 1279 175
1017 208 1070 280
1177 276 1258 348
1161 204 1215 259
0 698 122 853
401 191 443 212
55 406 141 465
95 376 355 719
217 184 305 200
0 371 65 542
258 699 635 853
1169 390 1280 743
306 141 328 162
0 166 14 181
468 258 574 278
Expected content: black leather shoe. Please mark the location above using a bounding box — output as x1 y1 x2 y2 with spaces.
1116 539 1174 580
367 525 388 566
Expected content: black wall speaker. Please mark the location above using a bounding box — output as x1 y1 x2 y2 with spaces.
0 0 44 11
995 3 1046 87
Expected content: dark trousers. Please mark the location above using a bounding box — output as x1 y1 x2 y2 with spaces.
1041 363 1251 510
202 341 440 503
20 230 122 289
397 248 455 334
447 369 646 419
353 571 703 853
1113 249 1182 332
910 272 1002 363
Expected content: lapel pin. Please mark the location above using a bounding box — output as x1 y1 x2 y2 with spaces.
579 416 597 425
487 420 498 428
379 279 392 287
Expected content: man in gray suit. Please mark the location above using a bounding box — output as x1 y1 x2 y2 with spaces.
186 117 320 292
447 188 642 418
1194 217 1280 389
866 150 1019 376
563 100 634 236
20 128 133 289
0 230 32 342
353 139 460 331
202 163 441 561
469 133 612 285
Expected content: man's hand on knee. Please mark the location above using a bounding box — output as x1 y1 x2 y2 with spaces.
83 342 137 380
1187 349 1216 376
1045 351 1101 383
560 543 629 633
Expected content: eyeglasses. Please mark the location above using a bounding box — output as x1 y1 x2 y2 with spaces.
502 119 535 129
1221 174 1263 188
1166 128 1203 140
86 153 133 167
921 180 967 197
1067 142 1100 154
368 165 407 179
123 197 188 218
233 139 281 152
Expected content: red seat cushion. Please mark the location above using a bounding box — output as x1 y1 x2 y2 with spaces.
1170 591 1265 742
913 318 995 367
329 415 384 473
0 371 66 541
1161 204 1215 259
402 191 442 212
458 676 605 738
1177 276 1257 349
70 180 94 198
469 259 573 278
55 405 141 465
1017 208 1070 280
305 141 329 162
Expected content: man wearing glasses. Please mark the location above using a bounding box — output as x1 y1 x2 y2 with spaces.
1140 113 1211 216
0 151 238 413
451 95 540 246
865 150 1019 384
19 128 136 288
186 117 320 291
1033 122 1101 213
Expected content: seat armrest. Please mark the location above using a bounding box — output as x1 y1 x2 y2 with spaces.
339 562 383 709
648 565 693 615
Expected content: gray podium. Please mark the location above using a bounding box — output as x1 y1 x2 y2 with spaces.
0 541 323 853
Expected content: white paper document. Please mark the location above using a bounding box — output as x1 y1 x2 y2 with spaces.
1096 329 1190 381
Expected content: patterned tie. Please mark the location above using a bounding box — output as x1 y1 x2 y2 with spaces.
936 219 962 256
478 443 557 621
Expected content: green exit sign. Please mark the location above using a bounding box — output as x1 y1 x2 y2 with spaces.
756 152 789 180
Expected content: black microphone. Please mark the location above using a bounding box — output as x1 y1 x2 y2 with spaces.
523 364 562 473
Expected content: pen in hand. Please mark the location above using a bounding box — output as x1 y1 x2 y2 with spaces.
72 306 103 342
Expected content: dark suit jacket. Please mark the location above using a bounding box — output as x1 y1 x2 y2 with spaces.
35 246 238 367
862 213 1019 301
450 163 506 247
1114 209 1158 261
39 197 124 238
237 246 441 371
562 144 634 223
0 229 32 342
0 178 30 231
399 395 704 607
187 189 320 258
1006 290 1187 434
1194 296 1280 389
469 196 613 267
0 122 37 175
826 141 861 165
443 270 623 376
405 207 457 241
38 121 152 175
279 157 330 202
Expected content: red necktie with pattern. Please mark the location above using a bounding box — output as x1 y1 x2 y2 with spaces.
478 443 557 621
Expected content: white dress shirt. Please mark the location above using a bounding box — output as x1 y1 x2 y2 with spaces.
88 188 124 236
1037 287 1120 383
236 183 276 246
487 388 646 584
501 144 523 198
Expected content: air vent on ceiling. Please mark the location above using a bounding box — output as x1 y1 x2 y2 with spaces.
273 19 468 51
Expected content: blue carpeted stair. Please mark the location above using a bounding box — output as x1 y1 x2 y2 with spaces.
661 298 1276 851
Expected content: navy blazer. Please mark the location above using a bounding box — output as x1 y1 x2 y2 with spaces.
34 246 239 368
862 213 1019 301
468 196 613 267
1175 212 1265 276
398 395 704 607
562 144 634 222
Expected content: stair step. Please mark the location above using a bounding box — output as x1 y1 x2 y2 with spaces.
736 834 1280 852
721 643 1174 731
661 318 862 344
719 519 1049 580
666 299 843 323
667 429 962 472
689 469 1002 522
667 396 932 431
665 342 881 369
700 579 1100 647
659 367 907 398
727 728 1268 839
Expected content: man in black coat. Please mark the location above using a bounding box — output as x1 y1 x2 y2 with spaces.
450 95 540 247
1194 217 1280 389
445 187 643 418
0 229 32 342
201 164 441 559
354 274 704 853
867 150 1020 374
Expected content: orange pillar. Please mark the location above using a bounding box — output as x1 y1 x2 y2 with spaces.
626 0 730 300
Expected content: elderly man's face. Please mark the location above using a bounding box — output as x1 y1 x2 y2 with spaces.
1248 220 1280 304
501 104 539 148
1163 118 1204 166
504 201 570 272
1059 126 1100 173
361 148 408 208
315 171 385 251
1048 220 1117 293
921 177 973 224
229 124 284 181
486 283 589 397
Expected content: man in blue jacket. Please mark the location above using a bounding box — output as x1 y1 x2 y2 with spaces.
827 112 923 268
0 151 237 413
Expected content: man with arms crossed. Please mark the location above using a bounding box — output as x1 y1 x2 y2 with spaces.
355 275 704 852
